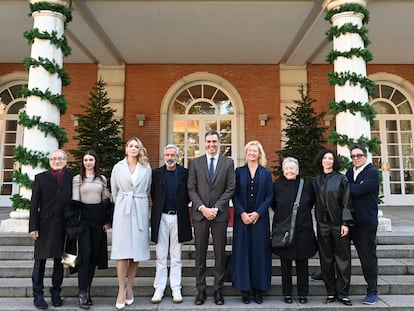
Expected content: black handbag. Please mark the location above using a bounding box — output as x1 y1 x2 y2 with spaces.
271 178 304 248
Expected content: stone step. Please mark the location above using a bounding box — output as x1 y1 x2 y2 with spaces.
2 243 414 260
0 295 413 311
1 230 414 246
1 258 413 278
2 275 414 297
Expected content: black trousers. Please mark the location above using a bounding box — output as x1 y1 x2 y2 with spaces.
78 224 104 290
32 258 63 296
317 222 351 298
351 225 378 294
280 257 309 296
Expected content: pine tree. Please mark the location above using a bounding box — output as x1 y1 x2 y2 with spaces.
69 78 124 180
275 84 327 181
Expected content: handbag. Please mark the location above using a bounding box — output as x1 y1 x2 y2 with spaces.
271 178 304 248
61 251 78 268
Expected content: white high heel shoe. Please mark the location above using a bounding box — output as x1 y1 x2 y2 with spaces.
125 296 134 305
115 292 125 310
125 288 134 305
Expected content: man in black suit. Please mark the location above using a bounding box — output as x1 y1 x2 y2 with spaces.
150 144 192 304
29 149 75 309
188 130 236 305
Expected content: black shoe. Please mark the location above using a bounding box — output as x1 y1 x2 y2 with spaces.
284 295 293 304
253 290 263 304
79 291 90 309
241 291 250 304
194 291 206 305
299 296 307 304
214 290 224 305
50 288 62 307
311 272 323 281
325 295 336 303
338 296 353 306
34 295 48 309
86 286 93 305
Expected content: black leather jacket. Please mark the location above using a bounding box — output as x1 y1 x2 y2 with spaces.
313 171 353 226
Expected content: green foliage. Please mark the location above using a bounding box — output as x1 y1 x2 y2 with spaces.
23 56 70 86
327 130 381 155
24 28 71 57
18 111 68 145
325 3 370 24
326 48 373 64
13 146 50 169
29 1 73 27
326 23 370 47
328 100 376 125
10 194 31 210
68 78 124 179
328 71 376 96
274 85 326 181
12 170 34 189
20 86 68 114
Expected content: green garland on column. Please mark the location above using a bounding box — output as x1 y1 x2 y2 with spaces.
325 3 380 162
11 1 72 210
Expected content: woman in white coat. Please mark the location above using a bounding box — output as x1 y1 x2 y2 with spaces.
110 137 152 309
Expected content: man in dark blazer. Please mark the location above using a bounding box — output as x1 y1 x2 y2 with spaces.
150 144 192 304
29 149 75 309
346 145 380 305
187 130 236 305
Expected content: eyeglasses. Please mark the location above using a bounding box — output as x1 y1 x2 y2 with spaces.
350 154 365 159
50 157 66 162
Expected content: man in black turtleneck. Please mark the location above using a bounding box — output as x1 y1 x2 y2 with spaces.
29 149 75 309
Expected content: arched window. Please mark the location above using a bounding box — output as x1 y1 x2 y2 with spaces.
369 77 414 205
0 81 26 202
160 72 245 168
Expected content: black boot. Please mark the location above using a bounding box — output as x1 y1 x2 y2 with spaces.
50 287 62 307
86 286 93 305
33 294 48 309
79 291 90 309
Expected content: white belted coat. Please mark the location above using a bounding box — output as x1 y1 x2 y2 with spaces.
110 158 152 261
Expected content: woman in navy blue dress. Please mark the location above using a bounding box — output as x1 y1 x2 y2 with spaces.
231 141 274 304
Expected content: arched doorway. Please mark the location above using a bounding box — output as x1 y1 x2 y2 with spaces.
160 72 245 168
369 74 414 206
0 81 26 206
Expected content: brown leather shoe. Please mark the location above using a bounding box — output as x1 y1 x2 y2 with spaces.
214 290 224 305
194 291 206 305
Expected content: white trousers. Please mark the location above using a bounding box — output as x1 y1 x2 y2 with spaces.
153 213 182 291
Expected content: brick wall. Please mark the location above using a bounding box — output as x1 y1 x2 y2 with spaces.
124 64 281 170
3 62 414 172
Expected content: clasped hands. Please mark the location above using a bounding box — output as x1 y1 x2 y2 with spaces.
241 211 260 225
199 205 218 221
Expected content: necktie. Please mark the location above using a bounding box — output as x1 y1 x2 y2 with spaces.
209 157 215 183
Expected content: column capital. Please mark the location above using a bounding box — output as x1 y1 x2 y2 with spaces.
29 0 72 8
324 0 366 12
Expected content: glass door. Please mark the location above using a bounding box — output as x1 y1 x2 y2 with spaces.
372 116 414 205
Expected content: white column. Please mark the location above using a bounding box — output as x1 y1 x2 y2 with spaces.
0 1 69 232
326 0 370 159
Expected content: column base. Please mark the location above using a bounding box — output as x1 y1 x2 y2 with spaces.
0 209 29 233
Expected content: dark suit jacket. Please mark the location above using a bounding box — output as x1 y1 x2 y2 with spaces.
150 164 192 243
188 154 236 222
29 168 75 259
346 163 379 227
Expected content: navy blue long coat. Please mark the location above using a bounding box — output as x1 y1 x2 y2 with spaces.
231 165 274 292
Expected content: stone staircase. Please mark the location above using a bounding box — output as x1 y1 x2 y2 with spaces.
0 230 414 310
